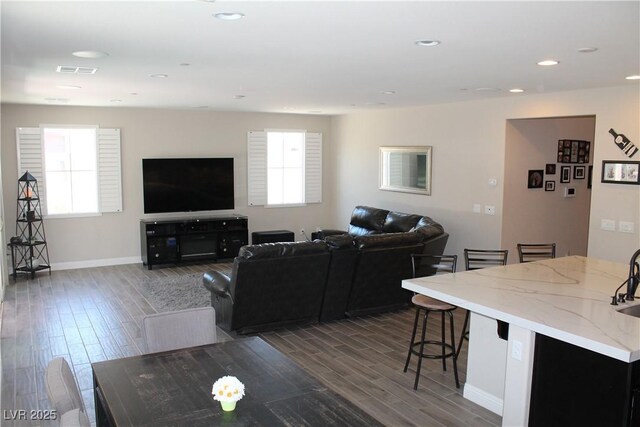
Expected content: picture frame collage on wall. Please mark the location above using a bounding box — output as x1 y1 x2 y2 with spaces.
557 139 591 164
529 163 593 191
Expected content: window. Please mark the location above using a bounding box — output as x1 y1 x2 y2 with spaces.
43 127 98 215
267 131 305 205
16 126 122 216
247 130 322 207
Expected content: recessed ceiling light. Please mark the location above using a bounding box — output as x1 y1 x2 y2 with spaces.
309 110 322 114
577 47 598 53
415 40 441 47
214 12 244 20
110 99 122 103
180 63 191 67
509 88 525 93
56 85 82 90
233 95 246 99
382 91 396 95
149 74 168 78
474 87 501 92
72 50 109 59
193 105 209 109
626 75 640 80
44 97 69 103
130 92 138 96
537 59 559 66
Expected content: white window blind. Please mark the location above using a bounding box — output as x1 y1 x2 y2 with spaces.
247 130 322 206
16 126 123 215
97 129 123 212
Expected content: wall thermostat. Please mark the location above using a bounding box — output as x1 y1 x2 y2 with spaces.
564 187 576 198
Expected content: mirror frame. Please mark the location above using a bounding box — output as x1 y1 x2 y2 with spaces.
379 146 432 195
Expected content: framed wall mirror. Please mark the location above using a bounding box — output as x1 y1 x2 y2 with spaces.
379 146 432 195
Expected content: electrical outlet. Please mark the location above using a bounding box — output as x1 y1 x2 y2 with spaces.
484 205 495 215
300 228 305 235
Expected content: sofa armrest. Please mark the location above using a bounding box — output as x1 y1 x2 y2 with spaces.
203 271 233 302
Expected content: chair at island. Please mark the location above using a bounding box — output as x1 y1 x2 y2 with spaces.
404 254 460 390
517 243 556 263
458 248 509 357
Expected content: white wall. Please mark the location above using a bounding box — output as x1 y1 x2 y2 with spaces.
330 85 639 264
0 105 333 268
502 116 595 260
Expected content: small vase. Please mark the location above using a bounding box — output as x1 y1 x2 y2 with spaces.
220 401 237 412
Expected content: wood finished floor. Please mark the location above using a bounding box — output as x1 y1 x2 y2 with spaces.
0 263 501 427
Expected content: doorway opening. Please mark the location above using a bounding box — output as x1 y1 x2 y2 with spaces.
501 115 596 260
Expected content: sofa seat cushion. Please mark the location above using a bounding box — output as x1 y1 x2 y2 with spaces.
354 232 422 249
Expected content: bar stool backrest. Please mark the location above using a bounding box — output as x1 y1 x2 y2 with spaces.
411 254 457 278
464 249 508 271
517 243 556 263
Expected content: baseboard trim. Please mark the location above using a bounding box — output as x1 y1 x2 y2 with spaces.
51 257 140 271
463 383 503 415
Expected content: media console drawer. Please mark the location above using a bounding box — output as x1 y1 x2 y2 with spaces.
140 215 248 270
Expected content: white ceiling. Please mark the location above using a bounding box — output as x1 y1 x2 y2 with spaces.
2 1 639 115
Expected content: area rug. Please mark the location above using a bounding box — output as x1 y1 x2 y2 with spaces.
138 273 211 312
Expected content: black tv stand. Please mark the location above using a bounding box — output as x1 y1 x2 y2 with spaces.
140 215 248 270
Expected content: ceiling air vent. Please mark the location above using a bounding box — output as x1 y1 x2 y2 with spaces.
56 66 98 74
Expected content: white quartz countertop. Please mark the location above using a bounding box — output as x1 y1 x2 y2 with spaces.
402 256 640 362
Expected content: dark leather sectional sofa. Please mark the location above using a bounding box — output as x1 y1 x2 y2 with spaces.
203 206 449 334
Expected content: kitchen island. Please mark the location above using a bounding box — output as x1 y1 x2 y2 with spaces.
403 256 640 426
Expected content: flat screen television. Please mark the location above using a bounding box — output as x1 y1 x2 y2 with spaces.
142 158 234 214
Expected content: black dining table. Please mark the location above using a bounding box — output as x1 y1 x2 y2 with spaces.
92 336 383 426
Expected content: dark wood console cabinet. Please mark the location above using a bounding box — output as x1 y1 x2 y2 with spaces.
140 215 248 270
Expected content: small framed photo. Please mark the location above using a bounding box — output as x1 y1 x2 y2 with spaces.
560 166 571 183
545 180 555 191
574 166 586 180
528 170 544 189
601 160 640 185
545 164 556 175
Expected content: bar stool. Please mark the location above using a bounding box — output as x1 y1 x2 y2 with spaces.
517 243 556 263
403 254 460 390
457 249 509 358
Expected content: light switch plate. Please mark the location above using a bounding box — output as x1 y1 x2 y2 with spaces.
601 219 616 231
619 221 634 233
473 204 481 213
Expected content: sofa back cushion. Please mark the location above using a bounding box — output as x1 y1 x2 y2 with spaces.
348 206 389 236
413 216 445 240
237 241 327 260
383 211 423 233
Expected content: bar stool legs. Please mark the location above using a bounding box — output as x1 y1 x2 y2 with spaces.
457 310 470 360
404 306 460 390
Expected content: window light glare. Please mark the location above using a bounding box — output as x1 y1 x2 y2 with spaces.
509 88 525 93
626 75 640 80
56 85 82 90
149 74 168 78
537 59 559 66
